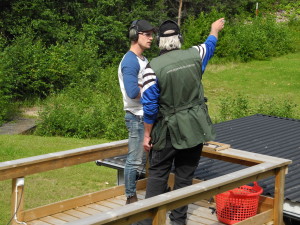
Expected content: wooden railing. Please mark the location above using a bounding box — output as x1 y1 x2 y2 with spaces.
0 140 292 225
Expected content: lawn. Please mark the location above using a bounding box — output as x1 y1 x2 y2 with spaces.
203 52 300 122
0 135 117 224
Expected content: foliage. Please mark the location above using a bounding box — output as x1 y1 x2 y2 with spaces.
0 0 299 136
0 32 100 100
35 66 127 140
217 94 298 123
182 10 225 49
0 91 18 126
183 11 295 63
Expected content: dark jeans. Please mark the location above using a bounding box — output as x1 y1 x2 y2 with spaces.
137 136 203 225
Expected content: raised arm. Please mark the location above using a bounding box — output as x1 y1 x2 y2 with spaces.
209 18 225 39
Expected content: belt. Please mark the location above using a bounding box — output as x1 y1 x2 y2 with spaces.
125 111 143 118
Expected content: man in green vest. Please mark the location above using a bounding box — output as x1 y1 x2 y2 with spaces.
138 18 225 225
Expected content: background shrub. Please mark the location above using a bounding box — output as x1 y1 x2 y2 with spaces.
35 66 127 140
217 94 298 123
0 0 299 138
183 12 296 63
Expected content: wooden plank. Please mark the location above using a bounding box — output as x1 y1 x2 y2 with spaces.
152 205 167 225
97 200 121 209
39 216 66 224
23 182 128 221
86 203 111 212
258 195 274 213
27 220 51 225
51 213 78 222
273 166 286 225
0 140 129 181
203 147 291 168
187 214 217 224
205 141 231 151
107 198 125 206
2 141 290 182
64 209 90 219
188 204 218 221
193 199 216 208
234 209 273 225
166 217 203 225
76 206 102 215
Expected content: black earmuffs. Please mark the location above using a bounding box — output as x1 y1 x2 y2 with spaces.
129 20 139 41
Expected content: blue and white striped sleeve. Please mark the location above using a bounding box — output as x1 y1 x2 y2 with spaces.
121 53 140 99
192 35 218 73
141 64 160 124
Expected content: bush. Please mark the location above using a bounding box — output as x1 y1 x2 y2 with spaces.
35 66 127 140
0 93 18 126
216 94 298 123
0 31 100 101
182 12 295 63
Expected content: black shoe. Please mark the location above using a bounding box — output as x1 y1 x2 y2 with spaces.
126 193 138 204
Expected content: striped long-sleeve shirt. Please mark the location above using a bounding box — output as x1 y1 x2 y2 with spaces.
141 35 218 124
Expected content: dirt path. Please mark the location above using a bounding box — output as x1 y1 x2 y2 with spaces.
0 107 40 135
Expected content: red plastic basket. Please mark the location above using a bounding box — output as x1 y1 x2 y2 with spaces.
215 182 263 225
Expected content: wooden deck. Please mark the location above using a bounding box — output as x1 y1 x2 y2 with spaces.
1 140 290 225
27 190 223 225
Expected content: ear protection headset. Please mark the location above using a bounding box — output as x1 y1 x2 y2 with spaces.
156 20 183 46
129 20 139 42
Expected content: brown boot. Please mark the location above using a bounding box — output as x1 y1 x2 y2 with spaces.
126 193 138 204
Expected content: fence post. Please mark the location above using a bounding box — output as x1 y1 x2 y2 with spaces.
11 177 25 225
273 166 287 225
152 205 167 225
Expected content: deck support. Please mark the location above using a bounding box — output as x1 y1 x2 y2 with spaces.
153 205 167 225
273 166 287 225
11 177 25 225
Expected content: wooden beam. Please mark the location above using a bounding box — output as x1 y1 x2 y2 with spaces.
203 147 291 167
234 209 273 225
258 195 274 213
63 163 282 225
0 140 128 181
152 205 167 225
273 166 287 225
1 140 290 182
23 179 147 221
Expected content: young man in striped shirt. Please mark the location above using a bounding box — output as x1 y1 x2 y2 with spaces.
118 19 155 204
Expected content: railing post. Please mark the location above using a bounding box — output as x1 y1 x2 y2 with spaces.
273 166 287 225
11 177 25 225
152 205 167 225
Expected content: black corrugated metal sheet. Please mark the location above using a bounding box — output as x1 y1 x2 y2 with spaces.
98 114 300 203
209 114 300 203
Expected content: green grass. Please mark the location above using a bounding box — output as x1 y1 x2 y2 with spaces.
203 52 300 122
0 135 117 224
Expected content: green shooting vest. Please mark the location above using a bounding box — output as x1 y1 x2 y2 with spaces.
150 48 216 151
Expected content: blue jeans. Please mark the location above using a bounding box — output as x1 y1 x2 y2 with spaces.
124 111 144 197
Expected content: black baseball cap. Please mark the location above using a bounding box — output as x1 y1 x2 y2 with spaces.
133 20 155 32
159 20 180 37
